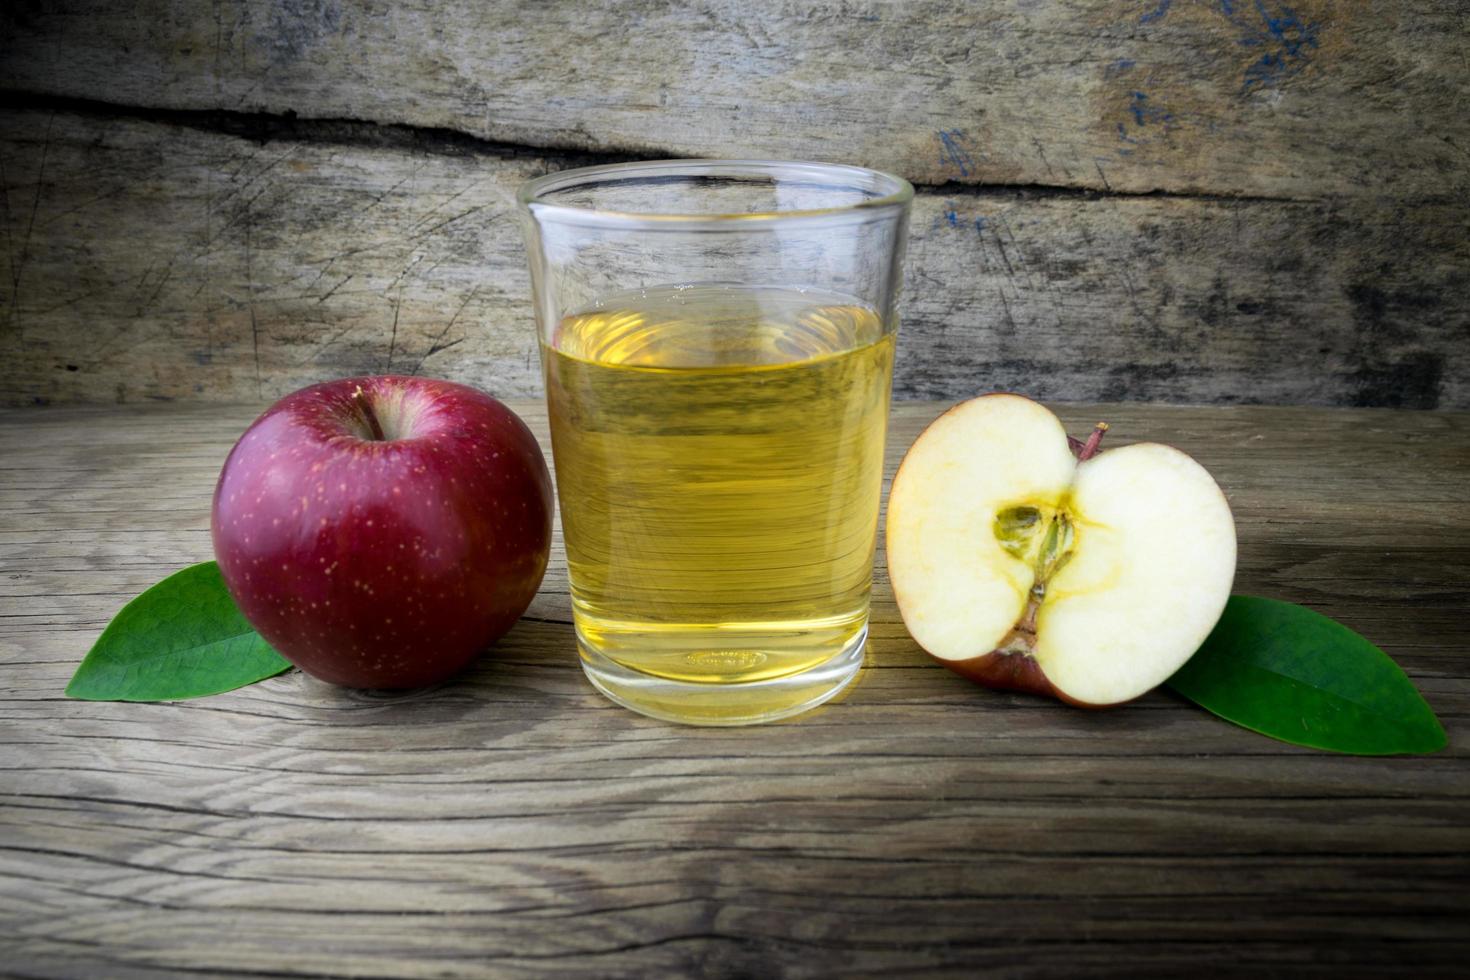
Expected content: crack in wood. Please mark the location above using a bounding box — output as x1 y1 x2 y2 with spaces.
3 109 55 340
0 88 653 167
0 89 1314 203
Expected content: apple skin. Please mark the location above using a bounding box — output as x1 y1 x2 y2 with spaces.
944 651 1127 709
211 376 553 689
945 649 1071 704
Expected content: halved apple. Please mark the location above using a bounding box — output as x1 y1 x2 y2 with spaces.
885 394 1236 707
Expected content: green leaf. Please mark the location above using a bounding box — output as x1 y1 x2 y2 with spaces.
66 562 292 701
1167 595 1446 755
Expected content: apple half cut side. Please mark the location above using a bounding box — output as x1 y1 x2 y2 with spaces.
885 394 1237 707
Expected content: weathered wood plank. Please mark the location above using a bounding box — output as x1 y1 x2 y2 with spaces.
2 109 1465 409
2 0 1467 200
1 400 1467 976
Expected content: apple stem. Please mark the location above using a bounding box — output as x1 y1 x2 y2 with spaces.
1020 589 1042 633
995 591 1043 656
352 385 386 441
1076 422 1109 461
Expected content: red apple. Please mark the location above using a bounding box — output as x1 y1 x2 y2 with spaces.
211 376 553 688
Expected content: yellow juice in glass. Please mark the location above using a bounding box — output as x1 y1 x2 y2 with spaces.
543 283 893 715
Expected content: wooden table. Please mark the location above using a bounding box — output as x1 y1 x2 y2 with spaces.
3 401 1467 977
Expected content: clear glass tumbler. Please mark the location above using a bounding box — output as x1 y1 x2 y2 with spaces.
518 160 912 725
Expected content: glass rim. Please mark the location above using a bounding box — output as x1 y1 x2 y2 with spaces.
517 158 914 230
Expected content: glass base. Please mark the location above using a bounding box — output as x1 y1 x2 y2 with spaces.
578 624 867 726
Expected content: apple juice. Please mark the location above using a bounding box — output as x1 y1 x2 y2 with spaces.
543 283 894 690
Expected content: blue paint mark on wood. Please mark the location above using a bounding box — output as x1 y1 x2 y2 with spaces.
1118 91 1174 146
974 217 987 233
944 202 959 227
1129 91 1174 127
1105 58 1137 78
937 130 975 177
1138 0 1319 93
1139 0 1171 24
1131 92 1149 125
1232 0 1320 93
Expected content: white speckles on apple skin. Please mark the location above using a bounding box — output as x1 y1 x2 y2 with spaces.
212 376 553 689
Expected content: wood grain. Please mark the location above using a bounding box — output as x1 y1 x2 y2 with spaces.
3 0 1467 199
2 108 1465 409
2 400 1467 977
1 0 1467 409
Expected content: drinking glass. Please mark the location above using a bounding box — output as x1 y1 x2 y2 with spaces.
518 160 911 725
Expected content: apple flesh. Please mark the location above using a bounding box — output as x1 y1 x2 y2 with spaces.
885 394 1236 707
212 376 553 689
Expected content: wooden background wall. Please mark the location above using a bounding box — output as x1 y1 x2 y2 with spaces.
1 0 1466 408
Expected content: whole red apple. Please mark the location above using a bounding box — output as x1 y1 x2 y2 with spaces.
211 376 553 688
